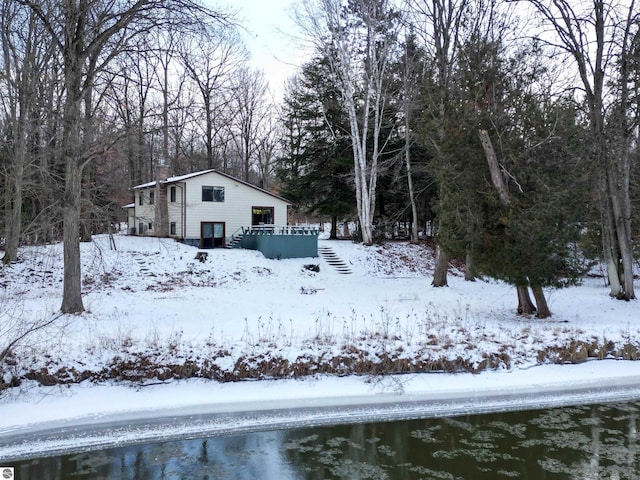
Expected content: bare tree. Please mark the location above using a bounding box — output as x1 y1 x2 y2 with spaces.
19 0 229 314
1 3 53 264
166 87 197 174
254 114 280 190
400 33 421 245
148 27 192 238
523 0 637 300
298 0 400 245
228 66 269 183
108 46 157 188
179 26 247 170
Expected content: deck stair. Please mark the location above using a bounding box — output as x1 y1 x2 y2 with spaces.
227 233 244 248
318 245 352 275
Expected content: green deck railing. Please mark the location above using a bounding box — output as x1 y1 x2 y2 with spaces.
237 225 319 259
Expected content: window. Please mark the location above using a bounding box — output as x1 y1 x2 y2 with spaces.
138 193 143 205
148 222 153 230
252 207 274 225
202 186 224 202
149 191 155 205
170 222 176 235
138 222 144 234
170 186 176 202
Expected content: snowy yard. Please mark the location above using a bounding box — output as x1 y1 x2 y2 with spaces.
1 233 640 459
2 234 638 385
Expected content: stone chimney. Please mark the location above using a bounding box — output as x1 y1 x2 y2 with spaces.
154 159 170 237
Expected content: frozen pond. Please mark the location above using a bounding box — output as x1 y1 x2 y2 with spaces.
12 400 640 479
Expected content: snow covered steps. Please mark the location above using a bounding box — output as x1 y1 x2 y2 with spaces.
318 246 353 275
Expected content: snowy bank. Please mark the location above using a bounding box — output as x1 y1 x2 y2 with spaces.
2 362 640 461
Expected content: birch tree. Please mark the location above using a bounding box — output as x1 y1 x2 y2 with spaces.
276 57 356 237
523 0 637 300
298 0 399 245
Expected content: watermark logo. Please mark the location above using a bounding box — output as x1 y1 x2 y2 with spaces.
0 467 14 480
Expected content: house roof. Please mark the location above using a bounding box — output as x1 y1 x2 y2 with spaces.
132 169 291 204
122 203 135 209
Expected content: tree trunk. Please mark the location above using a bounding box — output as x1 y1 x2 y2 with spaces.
353 147 375 245
464 248 475 281
205 96 214 169
60 9 85 315
601 195 623 297
154 164 169 237
2 139 25 265
61 159 85 314
404 86 419 244
531 284 551 318
614 11 636 301
79 175 93 243
162 53 170 166
609 186 635 299
330 215 338 240
80 221 92 243
343 220 350 238
432 245 448 287
479 129 510 205
79 86 94 244
517 285 536 315
1 8 34 264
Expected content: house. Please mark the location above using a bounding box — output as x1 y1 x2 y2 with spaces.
128 168 291 246
126 168 317 258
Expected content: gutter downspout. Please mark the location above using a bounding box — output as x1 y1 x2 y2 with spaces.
181 182 186 242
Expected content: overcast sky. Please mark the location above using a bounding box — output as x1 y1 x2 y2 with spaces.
217 0 307 99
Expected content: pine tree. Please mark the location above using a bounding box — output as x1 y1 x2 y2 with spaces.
276 57 355 238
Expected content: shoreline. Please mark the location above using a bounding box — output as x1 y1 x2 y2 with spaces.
3 360 640 461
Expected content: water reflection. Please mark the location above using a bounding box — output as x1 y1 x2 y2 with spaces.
15 401 640 479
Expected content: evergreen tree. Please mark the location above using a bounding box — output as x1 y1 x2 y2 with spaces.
474 99 591 315
276 57 355 238
429 30 591 317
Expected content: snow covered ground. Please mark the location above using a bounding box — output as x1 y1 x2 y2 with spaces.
1 233 639 460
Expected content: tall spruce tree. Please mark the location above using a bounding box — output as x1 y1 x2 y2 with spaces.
277 57 355 238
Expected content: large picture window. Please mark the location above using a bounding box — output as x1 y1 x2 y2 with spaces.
252 207 274 225
202 186 224 202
